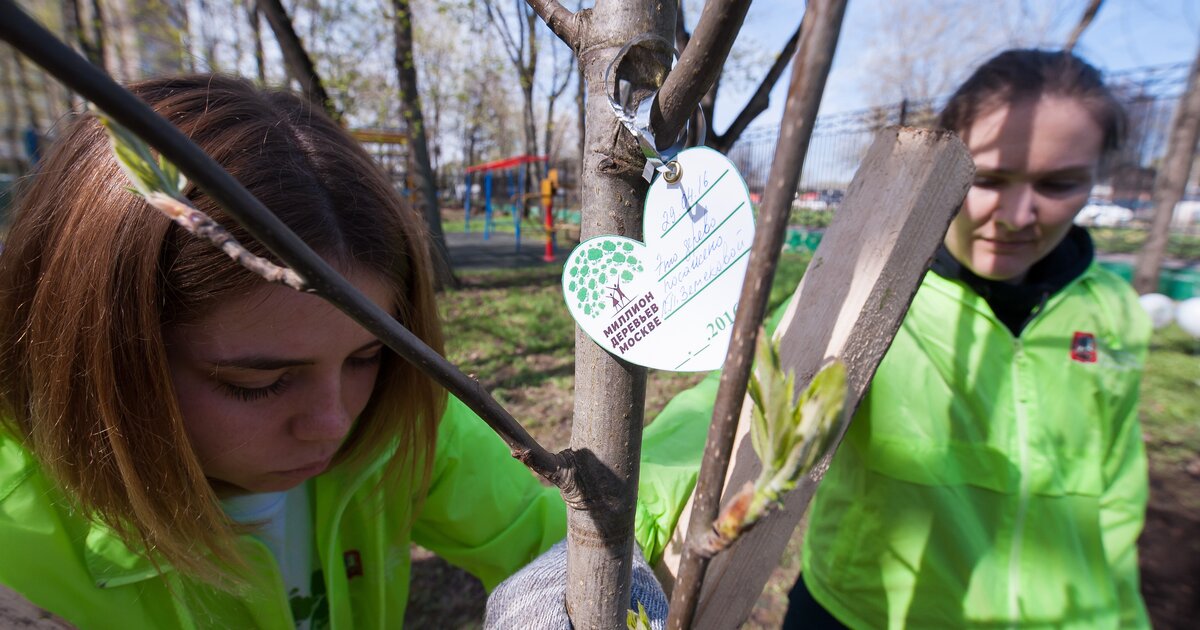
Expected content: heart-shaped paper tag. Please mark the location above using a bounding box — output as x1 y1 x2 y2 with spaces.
562 147 755 371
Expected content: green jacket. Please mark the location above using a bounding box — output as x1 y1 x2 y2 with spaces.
802 265 1151 629
0 395 692 629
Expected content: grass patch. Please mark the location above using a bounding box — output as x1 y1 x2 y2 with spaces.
1091 227 1200 259
1140 324 1200 470
439 252 814 425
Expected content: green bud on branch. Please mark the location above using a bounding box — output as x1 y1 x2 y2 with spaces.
695 329 846 558
626 602 652 630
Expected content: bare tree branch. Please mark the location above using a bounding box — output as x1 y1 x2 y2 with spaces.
0 0 575 493
486 0 523 67
1064 0 1104 52
651 0 751 150
711 17 802 152
665 1 849 627
526 0 578 49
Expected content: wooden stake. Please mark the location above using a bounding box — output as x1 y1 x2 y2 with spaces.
674 126 973 628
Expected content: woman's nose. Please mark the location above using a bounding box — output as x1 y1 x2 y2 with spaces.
292 381 353 443
993 183 1037 232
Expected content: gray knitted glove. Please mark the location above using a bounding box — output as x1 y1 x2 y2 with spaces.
483 540 667 629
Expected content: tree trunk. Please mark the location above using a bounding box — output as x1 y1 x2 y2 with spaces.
87 0 106 69
1134 46 1200 294
1 52 25 173
256 0 338 120
575 51 585 169
63 0 99 67
11 52 39 130
391 0 455 289
563 3 676 626
248 0 265 83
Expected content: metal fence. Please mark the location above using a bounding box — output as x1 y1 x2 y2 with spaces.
727 62 1195 221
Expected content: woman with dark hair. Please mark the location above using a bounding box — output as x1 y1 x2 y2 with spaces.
0 75 671 628
776 48 1151 629
641 48 1151 629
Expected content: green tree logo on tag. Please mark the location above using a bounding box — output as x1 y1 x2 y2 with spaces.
565 240 645 318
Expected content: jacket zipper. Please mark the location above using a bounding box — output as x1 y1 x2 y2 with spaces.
1007 338 1032 628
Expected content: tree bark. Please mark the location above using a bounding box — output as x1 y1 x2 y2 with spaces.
391 0 456 289
256 0 338 120
1134 46 1200 294
564 2 675 625
650 0 749 149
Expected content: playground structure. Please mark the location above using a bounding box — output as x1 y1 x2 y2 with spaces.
464 155 565 261
351 128 410 192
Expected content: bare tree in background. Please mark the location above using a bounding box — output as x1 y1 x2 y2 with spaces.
1134 46 1200 294
675 1 803 153
246 0 266 83
1064 0 1104 52
542 38 574 170
62 0 105 68
392 0 454 287
1 49 26 172
482 0 541 214
256 0 338 119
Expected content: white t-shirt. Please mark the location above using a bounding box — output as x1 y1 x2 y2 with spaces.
222 482 325 629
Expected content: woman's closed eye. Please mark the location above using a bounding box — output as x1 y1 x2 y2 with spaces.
217 371 294 402
1033 177 1091 196
346 347 384 369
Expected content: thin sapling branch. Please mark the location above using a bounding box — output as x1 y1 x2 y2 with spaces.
694 332 846 558
100 116 308 292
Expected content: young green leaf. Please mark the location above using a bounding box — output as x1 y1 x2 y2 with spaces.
700 335 847 558
97 114 186 200
626 601 652 630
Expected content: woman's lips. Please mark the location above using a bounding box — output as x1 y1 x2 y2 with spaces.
981 237 1034 251
278 456 332 478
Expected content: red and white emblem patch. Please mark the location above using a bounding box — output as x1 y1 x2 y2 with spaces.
1070 331 1097 363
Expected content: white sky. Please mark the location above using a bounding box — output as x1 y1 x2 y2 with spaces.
710 0 1200 131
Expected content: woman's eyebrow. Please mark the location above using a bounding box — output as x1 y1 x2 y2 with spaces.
207 355 314 371
976 165 1094 179
206 339 383 371
353 340 384 355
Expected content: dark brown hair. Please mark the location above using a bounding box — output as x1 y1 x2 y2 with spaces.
0 75 445 582
938 49 1126 153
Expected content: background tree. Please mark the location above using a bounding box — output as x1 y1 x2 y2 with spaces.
482 0 543 212
255 0 337 119
1134 45 1200 294
392 0 454 287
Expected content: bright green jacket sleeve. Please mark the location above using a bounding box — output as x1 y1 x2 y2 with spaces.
411 396 567 591
418 393 724 581
634 305 789 565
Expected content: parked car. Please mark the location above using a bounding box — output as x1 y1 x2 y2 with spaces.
1075 200 1133 227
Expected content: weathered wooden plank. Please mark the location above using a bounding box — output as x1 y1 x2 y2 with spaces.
676 126 973 628
0 584 73 629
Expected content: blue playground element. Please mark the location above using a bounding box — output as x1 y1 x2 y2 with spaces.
463 155 546 253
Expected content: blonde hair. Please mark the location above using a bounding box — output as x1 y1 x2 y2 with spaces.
0 75 445 583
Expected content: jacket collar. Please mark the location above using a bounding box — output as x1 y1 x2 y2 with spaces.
931 226 1094 335
82 449 394 589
